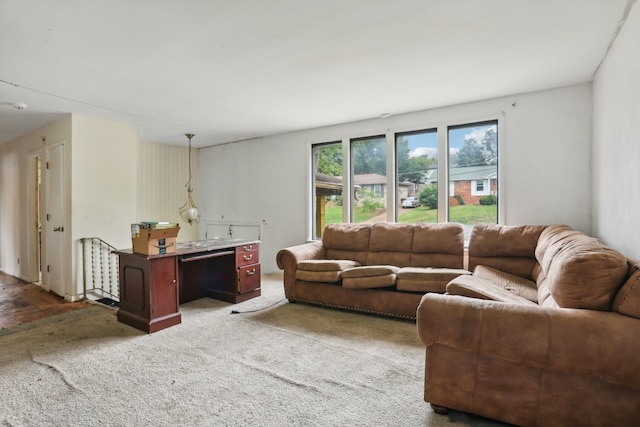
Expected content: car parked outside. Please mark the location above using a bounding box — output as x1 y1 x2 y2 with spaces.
401 197 421 208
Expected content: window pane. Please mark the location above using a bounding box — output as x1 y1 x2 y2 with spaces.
351 136 386 224
448 121 498 233
396 129 437 223
312 142 343 239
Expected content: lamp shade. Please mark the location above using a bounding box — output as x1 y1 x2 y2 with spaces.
180 207 198 222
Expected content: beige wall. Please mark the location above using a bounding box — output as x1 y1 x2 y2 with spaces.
0 115 72 282
0 114 197 300
137 139 198 243
70 115 138 299
71 115 138 249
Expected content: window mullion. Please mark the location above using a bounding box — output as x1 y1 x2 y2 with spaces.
386 131 395 222
437 125 448 222
342 138 350 223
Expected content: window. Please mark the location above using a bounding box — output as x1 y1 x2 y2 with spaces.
351 136 386 224
448 121 498 228
310 119 498 240
471 179 492 196
312 142 342 239
396 129 437 223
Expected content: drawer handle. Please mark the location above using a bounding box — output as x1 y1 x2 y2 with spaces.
243 254 253 261
246 268 256 276
243 245 253 251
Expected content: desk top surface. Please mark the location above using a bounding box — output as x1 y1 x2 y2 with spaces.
115 238 260 259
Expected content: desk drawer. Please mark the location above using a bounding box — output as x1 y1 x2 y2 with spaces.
235 245 259 267
238 264 261 294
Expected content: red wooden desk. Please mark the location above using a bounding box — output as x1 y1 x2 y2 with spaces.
115 239 260 333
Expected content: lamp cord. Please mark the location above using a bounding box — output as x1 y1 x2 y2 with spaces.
230 298 285 314
185 134 193 191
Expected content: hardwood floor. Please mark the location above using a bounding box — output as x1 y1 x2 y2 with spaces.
0 271 89 330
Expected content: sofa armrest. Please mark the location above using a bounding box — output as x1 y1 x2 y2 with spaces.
416 293 640 387
276 241 325 299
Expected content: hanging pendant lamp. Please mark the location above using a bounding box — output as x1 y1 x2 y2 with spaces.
179 133 198 225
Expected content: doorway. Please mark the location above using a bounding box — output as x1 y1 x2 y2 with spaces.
29 142 67 297
43 143 66 297
27 151 43 285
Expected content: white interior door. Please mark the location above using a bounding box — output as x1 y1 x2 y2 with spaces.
43 143 66 297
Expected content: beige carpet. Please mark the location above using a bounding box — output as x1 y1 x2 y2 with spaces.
0 273 507 426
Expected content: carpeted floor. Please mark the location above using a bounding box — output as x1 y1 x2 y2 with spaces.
0 273 508 426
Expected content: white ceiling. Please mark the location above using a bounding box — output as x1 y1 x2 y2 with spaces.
0 0 632 148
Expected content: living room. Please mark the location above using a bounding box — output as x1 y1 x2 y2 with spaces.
1 1 638 299
0 1 639 424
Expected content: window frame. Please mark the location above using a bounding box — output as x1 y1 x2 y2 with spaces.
308 115 504 241
310 141 343 239
349 134 387 224
395 128 438 223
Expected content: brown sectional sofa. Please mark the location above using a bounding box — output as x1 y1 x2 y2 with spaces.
417 224 640 426
276 222 469 319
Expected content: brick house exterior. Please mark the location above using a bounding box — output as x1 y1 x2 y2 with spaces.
428 165 497 206
449 178 498 206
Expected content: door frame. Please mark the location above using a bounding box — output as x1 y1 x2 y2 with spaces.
27 148 43 285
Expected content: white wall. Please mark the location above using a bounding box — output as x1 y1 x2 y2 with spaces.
592 2 640 259
199 84 593 273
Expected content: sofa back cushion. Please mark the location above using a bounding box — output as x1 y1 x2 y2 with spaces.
410 222 465 268
535 225 629 310
611 260 640 318
366 223 414 266
322 222 465 269
468 224 546 279
323 223 371 265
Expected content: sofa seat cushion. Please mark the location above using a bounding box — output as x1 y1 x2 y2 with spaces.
295 259 361 283
298 259 361 271
473 265 538 302
446 275 537 305
341 265 400 289
396 267 470 293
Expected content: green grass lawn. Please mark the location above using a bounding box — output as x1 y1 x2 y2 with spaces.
324 206 380 223
400 204 497 224
325 206 343 224
325 204 497 225
448 204 498 225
